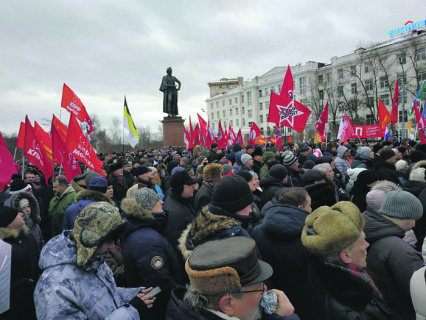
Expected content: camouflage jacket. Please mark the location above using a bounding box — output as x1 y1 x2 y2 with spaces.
34 231 142 320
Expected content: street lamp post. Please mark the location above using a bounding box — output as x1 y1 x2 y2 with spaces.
400 57 406 140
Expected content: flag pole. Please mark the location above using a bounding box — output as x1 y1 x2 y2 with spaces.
51 119 55 178
13 147 17 161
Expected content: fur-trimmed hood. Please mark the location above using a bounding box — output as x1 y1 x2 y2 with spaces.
120 197 153 221
412 160 426 171
178 206 241 260
9 191 41 227
74 189 113 204
0 224 29 240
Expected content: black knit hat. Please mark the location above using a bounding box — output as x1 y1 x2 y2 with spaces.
355 170 379 186
135 166 151 176
269 164 288 181
252 147 263 157
9 179 31 194
0 206 19 228
109 161 123 173
380 149 396 162
211 175 253 213
237 170 256 183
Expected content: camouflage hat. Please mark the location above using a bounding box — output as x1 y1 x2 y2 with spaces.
73 201 126 269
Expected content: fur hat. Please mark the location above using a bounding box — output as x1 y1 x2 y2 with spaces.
301 201 364 257
379 190 423 220
109 161 123 173
283 155 298 167
211 175 253 213
73 202 127 269
135 166 151 176
196 165 204 176
203 164 223 185
269 164 288 181
355 170 379 186
132 188 161 211
186 237 273 296
241 154 252 165
252 147 263 158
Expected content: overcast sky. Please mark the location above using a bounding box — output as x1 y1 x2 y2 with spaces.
0 0 422 136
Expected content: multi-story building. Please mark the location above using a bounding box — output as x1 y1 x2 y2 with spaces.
206 26 426 141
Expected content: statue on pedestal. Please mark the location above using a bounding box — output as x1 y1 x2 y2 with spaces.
159 67 181 117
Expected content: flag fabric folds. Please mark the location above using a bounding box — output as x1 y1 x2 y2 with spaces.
391 80 399 127
236 129 243 145
280 65 294 99
288 133 293 143
183 125 191 150
66 114 105 177
61 83 94 136
248 122 262 146
339 114 355 143
414 105 426 144
123 97 140 148
315 101 328 140
34 121 53 163
378 99 391 130
274 126 282 150
410 81 425 116
52 115 68 142
228 124 237 145
216 120 227 149
408 119 413 134
0 132 17 192
16 122 25 149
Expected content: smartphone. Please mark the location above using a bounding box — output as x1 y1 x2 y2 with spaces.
147 287 162 297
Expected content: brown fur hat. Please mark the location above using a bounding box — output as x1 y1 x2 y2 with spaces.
203 163 223 185
301 201 364 257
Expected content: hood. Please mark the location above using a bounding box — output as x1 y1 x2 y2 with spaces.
363 209 405 243
9 191 41 226
259 174 283 189
261 204 308 240
39 231 78 270
74 189 113 204
347 168 366 180
337 146 348 158
357 147 371 160
402 180 426 197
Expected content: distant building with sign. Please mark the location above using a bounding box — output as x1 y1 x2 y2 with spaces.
206 25 426 141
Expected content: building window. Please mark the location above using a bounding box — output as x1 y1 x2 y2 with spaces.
248 109 253 118
366 114 375 125
222 100 225 106
338 85 344 97
397 72 407 85
351 83 357 94
327 88 334 98
318 75 324 86
399 110 406 123
236 108 239 115
265 88 269 96
364 61 372 73
397 53 406 65
236 119 239 126
260 102 263 110
319 90 324 100
278 84 282 92
327 72 332 82
215 86 219 92
210 103 213 109
418 70 426 82
211 113 214 119
259 90 263 97
271 86 275 93
380 77 388 88
416 47 426 61
235 97 238 103
230 120 233 127
299 77 307 94
338 69 343 79
260 115 264 123
247 92 252 106
224 121 227 128
216 102 219 108
379 57 388 70
229 99 232 105
338 102 345 112
350 65 356 76
248 121 253 128
380 94 390 105
217 111 220 118
242 107 245 115
367 97 374 108
241 95 244 103
243 119 246 126
365 79 373 91
230 109 233 116
223 110 226 117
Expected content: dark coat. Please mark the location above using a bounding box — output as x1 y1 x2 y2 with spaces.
163 192 197 251
0 226 40 320
305 183 338 211
123 170 135 188
193 181 214 214
402 179 426 197
305 256 392 320
253 159 263 175
121 197 182 319
351 157 374 170
166 287 301 320
107 174 128 206
252 204 310 320
207 149 218 163
350 183 372 213
285 168 304 187
260 174 285 206
364 209 424 320
375 161 401 186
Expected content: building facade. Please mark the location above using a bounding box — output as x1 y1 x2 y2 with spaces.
206 27 426 141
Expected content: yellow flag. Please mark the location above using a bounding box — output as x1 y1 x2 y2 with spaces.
123 97 140 148
408 120 413 134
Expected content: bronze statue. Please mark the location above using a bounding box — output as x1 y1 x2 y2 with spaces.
160 67 181 117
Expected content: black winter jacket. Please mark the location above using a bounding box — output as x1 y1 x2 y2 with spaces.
259 174 285 206
375 162 401 186
305 182 337 211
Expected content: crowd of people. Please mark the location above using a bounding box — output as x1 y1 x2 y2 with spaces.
1 138 426 319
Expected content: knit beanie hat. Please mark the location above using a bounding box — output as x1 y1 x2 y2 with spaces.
241 154 252 165
132 188 161 211
301 201 364 257
302 160 316 169
410 168 426 182
395 160 407 172
380 149 396 162
283 155 298 167
0 206 19 228
379 190 423 220
222 164 233 175
211 175 253 213
135 166 151 176
237 170 256 183
203 163 223 185
19 198 30 209
269 164 288 181
262 151 276 164
355 170 379 186
196 165 205 176
9 179 32 195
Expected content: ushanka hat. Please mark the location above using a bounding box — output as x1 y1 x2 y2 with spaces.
109 161 123 173
73 202 126 269
301 201 364 257
186 237 273 295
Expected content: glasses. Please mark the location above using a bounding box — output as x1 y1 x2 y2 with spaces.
242 282 265 294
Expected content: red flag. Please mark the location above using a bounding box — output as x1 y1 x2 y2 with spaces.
378 99 391 130
225 128 228 143
269 94 311 133
183 125 191 150
315 101 328 140
205 121 217 148
414 105 426 144
192 124 200 146
274 126 283 150
197 113 208 138
34 121 53 163
391 80 399 127
0 132 17 192
51 123 81 182
270 136 276 143
280 65 294 99
66 114 105 176
52 115 68 142
288 133 293 143
236 129 243 145
248 122 262 145
24 116 54 183
216 120 227 149
228 123 237 145
16 122 25 149
61 84 94 135
189 116 194 137
340 114 355 142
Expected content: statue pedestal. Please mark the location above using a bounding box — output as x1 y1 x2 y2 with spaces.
161 116 185 148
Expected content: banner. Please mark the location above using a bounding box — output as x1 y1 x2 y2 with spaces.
350 124 386 138
123 97 140 148
0 132 17 192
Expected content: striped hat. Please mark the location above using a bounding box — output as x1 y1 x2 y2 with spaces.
283 155 298 167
